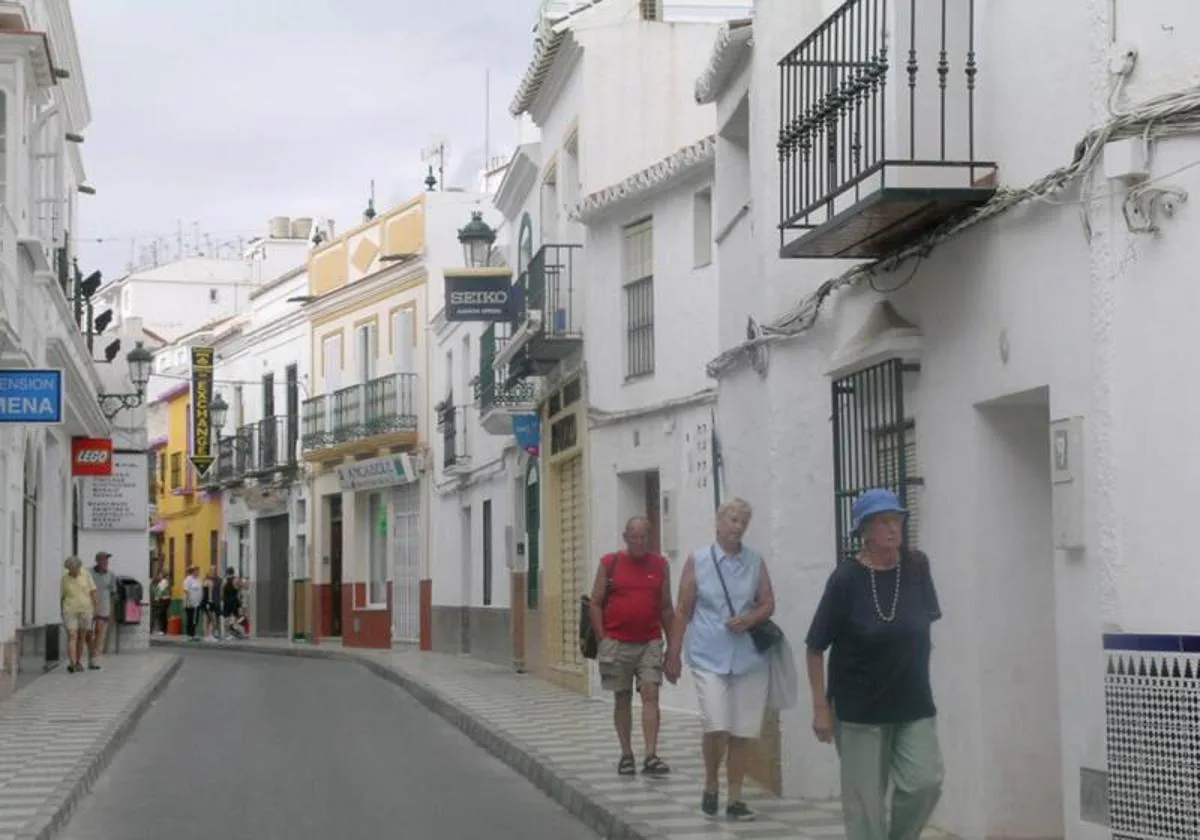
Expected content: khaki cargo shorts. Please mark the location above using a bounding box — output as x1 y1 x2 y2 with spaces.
597 638 664 693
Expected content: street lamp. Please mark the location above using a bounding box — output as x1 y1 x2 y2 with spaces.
210 393 229 432
97 341 154 420
458 210 496 268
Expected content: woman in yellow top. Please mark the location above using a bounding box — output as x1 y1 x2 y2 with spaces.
61 556 97 674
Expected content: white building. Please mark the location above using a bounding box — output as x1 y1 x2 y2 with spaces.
0 0 150 688
208 262 312 639
705 1 1200 838
427 203 525 666
489 0 749 695
300 190 494 651
95 216 329 342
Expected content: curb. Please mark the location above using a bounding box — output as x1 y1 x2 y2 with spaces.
17 654 183 840
151 640 670 840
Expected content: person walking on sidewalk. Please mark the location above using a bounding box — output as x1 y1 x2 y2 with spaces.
60 556 97 674
804 488 944 840
87 551 118 669
589 516 675 778
151 568 171 635
666 497 775 822
183 566 203 640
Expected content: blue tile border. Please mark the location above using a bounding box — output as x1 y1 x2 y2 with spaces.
1102 633 1200 652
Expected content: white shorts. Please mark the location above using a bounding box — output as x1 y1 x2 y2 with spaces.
692 665 769 739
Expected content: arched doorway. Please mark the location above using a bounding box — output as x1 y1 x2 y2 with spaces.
21 444 38 627
525 458 540 609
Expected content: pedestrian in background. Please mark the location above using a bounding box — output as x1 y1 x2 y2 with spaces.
60 556 96 674
183 566 203 640
87 551 118 669
589 516 675 778
202 566 223 641
151 568 171 635
804 488 944 840
667 497 775 822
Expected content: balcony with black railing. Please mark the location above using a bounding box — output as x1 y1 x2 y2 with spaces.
476 321 537 435
301 371 420 459
777 0 997 260
495 243 582 382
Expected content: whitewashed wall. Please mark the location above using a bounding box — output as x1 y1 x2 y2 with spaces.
712 1 1200 839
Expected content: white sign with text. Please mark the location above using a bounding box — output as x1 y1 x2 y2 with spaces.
81 452 149 531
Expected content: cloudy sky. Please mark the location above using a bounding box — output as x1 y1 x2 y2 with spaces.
71 0 543 278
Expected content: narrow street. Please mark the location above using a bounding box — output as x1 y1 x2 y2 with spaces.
58 650 599 840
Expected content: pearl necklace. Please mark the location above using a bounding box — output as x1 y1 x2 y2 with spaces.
865 557 901 622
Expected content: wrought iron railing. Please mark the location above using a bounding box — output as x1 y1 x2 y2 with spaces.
215 437 235 482
301 373 419 452
301 395 329 450
255 415 298 472
234 424 257 476
778 0 982 231
513 244 582 339
477 322 536 412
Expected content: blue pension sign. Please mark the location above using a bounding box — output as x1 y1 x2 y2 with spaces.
0 369 63 424
444 272 513 322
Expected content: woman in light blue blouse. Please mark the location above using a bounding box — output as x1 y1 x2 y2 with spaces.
667 497 776 822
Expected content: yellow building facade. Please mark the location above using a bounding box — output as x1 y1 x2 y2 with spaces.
303 194 430 650
153 384 223 598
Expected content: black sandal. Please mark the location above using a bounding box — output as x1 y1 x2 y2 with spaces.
643 755 671 776
617 755 636 776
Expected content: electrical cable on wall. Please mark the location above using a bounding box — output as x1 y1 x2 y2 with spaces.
706 72 1200 380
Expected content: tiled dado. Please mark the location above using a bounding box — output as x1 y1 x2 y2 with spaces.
1103 632 1200 652
1103 632 1200 840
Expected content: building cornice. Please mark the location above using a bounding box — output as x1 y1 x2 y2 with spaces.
694 19 753 105
494 145 541 219
305 261 427 325
569 136 716 223
510 23 568 118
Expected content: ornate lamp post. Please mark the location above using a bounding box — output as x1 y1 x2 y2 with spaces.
458 210 496 268
98 341 154 420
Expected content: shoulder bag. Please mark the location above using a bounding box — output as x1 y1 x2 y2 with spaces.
710 547 784 654
579 554 620 660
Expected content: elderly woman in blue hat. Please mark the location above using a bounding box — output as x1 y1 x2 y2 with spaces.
803 488 943 840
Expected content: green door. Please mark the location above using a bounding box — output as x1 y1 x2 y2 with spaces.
525 459 540 609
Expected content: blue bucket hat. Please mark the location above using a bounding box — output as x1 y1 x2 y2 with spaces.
851 488 908 534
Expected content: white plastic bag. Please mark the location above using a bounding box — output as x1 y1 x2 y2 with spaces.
766 634 799 710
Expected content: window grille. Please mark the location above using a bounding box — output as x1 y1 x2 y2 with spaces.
831 358 921 561
623 218 655 379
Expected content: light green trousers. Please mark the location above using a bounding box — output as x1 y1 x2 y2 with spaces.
835 716 944 840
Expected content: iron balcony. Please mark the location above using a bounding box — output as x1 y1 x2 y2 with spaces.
777 0 997 259
492 243 582 381
475 321 537 435
301 371 419 458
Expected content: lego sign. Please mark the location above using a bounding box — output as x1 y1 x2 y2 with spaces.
71 437 114 476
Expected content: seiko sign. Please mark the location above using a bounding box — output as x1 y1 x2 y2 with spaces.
444 272 514 322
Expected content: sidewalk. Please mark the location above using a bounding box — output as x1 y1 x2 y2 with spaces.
155 637 954 840
0 652 179 840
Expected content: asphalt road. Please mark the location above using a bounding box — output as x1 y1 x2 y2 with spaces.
60 649 600 840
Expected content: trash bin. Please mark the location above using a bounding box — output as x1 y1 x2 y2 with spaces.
115 576 144 625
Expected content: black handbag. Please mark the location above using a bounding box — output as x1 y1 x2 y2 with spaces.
711 547 783 654
579 554 620 660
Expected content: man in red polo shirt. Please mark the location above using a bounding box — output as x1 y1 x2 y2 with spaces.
589 516 676 777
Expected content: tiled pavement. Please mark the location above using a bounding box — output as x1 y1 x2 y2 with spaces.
0 653 180 840
156 637 956 840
